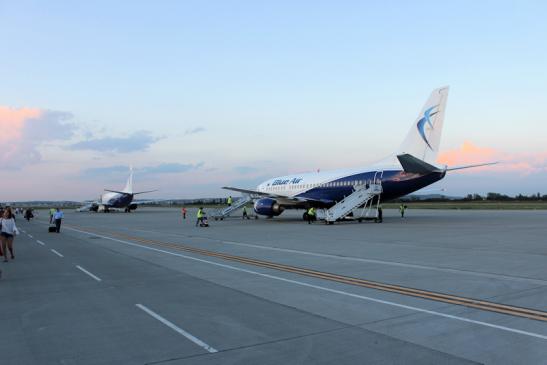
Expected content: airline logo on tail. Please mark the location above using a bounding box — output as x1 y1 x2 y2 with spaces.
417 105 439 150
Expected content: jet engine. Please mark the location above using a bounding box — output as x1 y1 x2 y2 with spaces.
254 198 285 217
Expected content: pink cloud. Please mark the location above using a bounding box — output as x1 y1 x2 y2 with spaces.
438 141 547 175
0 106 75 169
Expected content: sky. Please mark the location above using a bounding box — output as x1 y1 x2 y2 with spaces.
1 0 546 201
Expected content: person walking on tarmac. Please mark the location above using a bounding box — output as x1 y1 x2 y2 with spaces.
227 196 233 207
24 208 33 222
307 207 316 224
242 206 250 219
49 207 56 224
1 207 19 262
399 204 407 218
181 207 187 220
196 207 204 227
53 208 64 233
376 205 383 223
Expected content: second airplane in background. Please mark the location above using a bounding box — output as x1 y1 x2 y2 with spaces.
78 168 157 212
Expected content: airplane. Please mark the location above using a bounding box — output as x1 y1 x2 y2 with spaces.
78 168 157 212
223 87 496 220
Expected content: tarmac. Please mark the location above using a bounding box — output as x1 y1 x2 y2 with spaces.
2 207 547 364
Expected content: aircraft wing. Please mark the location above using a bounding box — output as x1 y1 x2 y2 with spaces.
222 186 285 198
222 186 331 204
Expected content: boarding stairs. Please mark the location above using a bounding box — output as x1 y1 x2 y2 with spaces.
212 194 252 220
319 180 383 224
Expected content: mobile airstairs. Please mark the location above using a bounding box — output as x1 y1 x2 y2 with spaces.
317 177 383 224
212 194 253 220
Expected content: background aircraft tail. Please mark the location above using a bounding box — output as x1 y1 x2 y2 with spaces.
397 87 449 165
122 166 134 194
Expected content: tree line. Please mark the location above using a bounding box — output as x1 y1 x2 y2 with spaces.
402 192 547 202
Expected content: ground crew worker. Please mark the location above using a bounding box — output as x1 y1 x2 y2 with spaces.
196 207 204 226
307 207 316 224
399 204 407 218
376 205 383 223
181 207 187 220
227 196 233 207
49 207 56 224
242 206 250 219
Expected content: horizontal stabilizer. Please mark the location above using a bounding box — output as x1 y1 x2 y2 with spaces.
104 189 157 195
104 189 130 195
397 154 442 174
446 162 498 171
133 189 158 195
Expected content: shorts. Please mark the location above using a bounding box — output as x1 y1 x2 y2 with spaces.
1 232 14 238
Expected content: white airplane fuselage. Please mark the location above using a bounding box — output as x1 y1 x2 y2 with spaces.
252 163 445 216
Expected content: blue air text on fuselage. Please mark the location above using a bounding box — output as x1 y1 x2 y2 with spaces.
272 178 303 186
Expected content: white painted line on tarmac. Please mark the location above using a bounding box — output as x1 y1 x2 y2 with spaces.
75 265 102 282
136 304 218 353
50 249 64 258
28 234 33 238
36 240 45 246
129 228 547 286
66 226 547 341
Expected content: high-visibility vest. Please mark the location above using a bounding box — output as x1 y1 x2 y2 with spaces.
307 207 315 216
197 209 203 218
227 197 233 204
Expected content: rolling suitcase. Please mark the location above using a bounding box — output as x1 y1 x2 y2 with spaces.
48 225 56 233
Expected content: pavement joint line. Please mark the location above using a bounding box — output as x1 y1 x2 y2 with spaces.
75 265 102 282
50 249 64 258
65 225 547 341
145 323 370 364
36 240 45 246
136 304 218 353
28 234 33 238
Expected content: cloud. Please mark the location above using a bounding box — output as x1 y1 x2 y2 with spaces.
80 165 129 177
81 162 204 178
438 141 547 175
68 130 161 153
0 106 76 169
140 162 204 174
184 127 206 135
233 166 259 174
